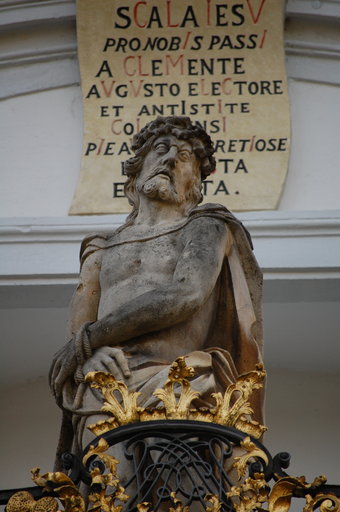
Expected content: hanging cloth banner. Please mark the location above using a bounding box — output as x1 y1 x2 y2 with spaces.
70 0 290 214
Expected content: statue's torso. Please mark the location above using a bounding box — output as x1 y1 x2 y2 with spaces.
97 222 220 364
99 230 182 315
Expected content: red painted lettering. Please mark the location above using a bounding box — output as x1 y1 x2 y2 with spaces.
133 1 147 28
166 0 179 27
246 0 266 24
100 80 116 98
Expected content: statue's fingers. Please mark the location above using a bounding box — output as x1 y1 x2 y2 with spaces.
98 346 113 355
102 355 124 380
112 350 131 378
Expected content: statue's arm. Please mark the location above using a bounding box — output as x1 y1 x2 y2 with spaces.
65 249 101 340
88 217 230 349
49 245 102 399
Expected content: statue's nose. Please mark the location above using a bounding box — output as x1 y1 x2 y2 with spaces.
160 146 177 168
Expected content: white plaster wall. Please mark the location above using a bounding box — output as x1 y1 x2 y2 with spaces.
265 369 340 484
0 86 83 218
0 378 60 489
280 79 340 211
1 79 340 217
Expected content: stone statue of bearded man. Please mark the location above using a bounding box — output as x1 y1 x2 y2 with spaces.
50 116 264 468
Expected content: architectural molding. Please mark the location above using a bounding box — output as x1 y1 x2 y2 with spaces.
1 0 340 99
0 0 75 27
2 210 340 241
286 0 340 20
0 0 77 99
1 211 340 307
285 10 340 84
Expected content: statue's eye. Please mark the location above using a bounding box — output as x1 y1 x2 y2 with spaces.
154 143 168 154
178 150 192 161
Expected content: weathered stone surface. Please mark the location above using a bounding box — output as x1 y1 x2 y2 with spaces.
50 117 263 468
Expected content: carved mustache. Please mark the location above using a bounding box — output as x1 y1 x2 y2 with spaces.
147 165 174 183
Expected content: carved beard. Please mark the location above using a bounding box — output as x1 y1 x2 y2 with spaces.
140 171 180 203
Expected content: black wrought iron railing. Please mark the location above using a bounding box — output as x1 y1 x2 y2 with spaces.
1 420 340 512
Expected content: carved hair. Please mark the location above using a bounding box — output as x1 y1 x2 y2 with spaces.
123 116 216 224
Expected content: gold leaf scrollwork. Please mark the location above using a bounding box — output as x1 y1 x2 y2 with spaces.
31 467 85 512
81 437 129 512
85 372 143 434
83 438 129 512
27 447 339 512
136 503 153 512
153 357 200 419
169 492 193 512
87 481 129 512
268 476 327 512
233 437 269 480
24 359 339 512
82 437 119 479
85 358 266 438
204 493 222 512
304 494 340 512
227 473 270 512
211 364 267 439
228 473 339 512
267 475 331 512
267 476 306 512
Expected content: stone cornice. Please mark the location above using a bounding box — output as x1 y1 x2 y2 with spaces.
1 0 340 99
0 0 78 99
0 0 75 27
286 0 340 20
1 211 340 286
3 211 340 243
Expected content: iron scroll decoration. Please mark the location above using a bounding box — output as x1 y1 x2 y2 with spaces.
1 421 340 511
64 420 274 512
2 360 340 512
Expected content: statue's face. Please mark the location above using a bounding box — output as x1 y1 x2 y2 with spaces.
136 135 201 205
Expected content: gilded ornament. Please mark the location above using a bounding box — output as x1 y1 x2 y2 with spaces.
85 371 143 430
304 494 340 512
227 473 270 512
6 491 60 512
6 490 36 512
24 359 340 512
82 438 119 479
87 481 129 512
31 468 85 512
204 494 222 512
35 497 60 512
81 437 129 512
26 445 339 512
86 358 266 438
169 492 192 512
168 357 196 381
267 476 306 512
136 503 153 512
153 357 200 419
211 364 267 438
232 437 269 480
227 472 340 512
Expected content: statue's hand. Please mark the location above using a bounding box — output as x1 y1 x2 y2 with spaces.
49 339 77 399
83 346 131 381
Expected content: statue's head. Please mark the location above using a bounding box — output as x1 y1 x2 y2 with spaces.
123 116 215 219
